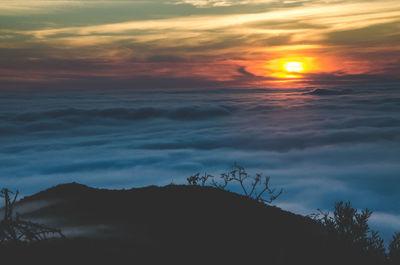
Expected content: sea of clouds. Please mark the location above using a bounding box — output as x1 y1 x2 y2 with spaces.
1 83 399 240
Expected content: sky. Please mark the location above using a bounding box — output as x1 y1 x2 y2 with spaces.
1 0 400 88
1 0 400 242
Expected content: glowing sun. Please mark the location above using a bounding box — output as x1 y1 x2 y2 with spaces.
284 62 304 73
264 57 315 79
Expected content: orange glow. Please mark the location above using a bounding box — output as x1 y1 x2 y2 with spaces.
263 57 316 79
284 62 304 73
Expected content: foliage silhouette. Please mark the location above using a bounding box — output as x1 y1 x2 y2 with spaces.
0 188 65 245
312 201 400 264
389 232 400 265
187 163 282 204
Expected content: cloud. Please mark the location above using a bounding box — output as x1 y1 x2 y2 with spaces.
237 66 256 77
22 1 399 39
14 106 235 122
0 105 237 137
306 88 355 96
40 157 165 175
302 72 400 84
370 212 400 230
174 0 277 8
0 0 83 15
138 129 400 152
1 0 400 85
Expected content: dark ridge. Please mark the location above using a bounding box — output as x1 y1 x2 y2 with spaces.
20 182 95 201
2 183 383 265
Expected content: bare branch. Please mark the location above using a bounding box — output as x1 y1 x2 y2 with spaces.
0 188 65 245
186 164 282 204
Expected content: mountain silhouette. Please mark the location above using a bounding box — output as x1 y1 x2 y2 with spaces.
1 183 384 264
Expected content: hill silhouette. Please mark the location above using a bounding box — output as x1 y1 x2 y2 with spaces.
0 183 386 264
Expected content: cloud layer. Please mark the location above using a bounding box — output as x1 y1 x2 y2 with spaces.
1 84 400 240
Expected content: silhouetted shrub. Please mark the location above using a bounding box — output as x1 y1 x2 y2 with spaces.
0 188 65 245
311 201 400 263
187 163 282 204
389 232 400 265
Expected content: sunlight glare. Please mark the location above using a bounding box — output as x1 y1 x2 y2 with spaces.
284 62 304 73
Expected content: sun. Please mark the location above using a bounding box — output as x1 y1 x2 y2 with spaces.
263 57 315 79
283 62 304 73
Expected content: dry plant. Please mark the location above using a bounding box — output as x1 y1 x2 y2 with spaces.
187 163 282 204
0 188 65 245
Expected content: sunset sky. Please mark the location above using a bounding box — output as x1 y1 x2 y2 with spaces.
1 0 400 89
